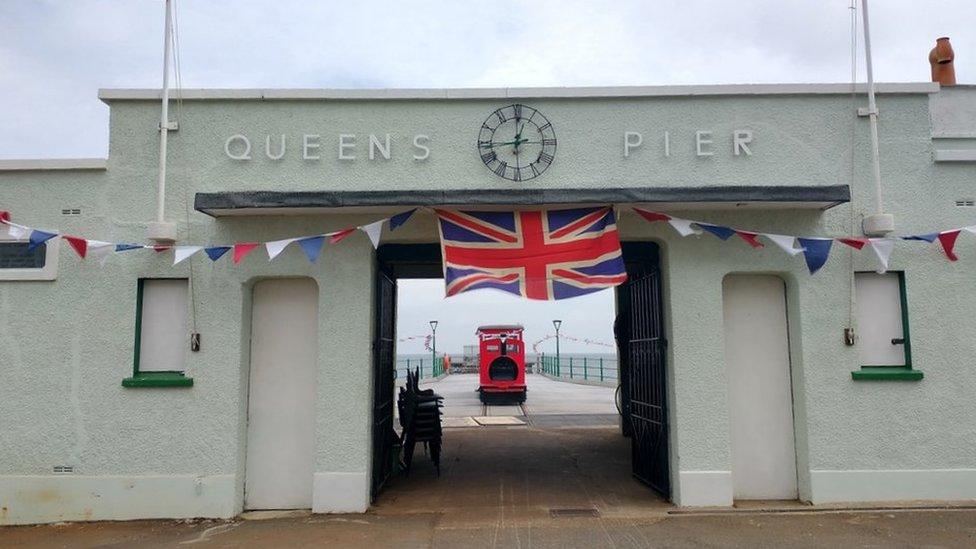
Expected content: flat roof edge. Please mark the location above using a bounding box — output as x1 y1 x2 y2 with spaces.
0 158 107 172
99 83 938 103
195 185 851 217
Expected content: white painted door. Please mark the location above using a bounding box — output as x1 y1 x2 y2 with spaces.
722 275 798 500
245 278 318 510
855 273 906 366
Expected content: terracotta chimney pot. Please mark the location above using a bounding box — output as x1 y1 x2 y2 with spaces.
929 37 956 86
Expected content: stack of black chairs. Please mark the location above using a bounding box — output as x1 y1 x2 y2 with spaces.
398 368 444 476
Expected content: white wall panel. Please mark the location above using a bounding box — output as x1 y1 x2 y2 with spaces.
139 279 188 372
723 275 798 500
855 273 906 366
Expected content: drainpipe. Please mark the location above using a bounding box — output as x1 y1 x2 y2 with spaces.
858 0 895 237
148 0 178 244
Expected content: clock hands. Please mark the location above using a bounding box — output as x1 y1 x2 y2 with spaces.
479 138 530 148
513 121 525 170
479 119 538 176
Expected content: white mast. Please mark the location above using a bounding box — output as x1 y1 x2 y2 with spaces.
859 0 894 236
148 0 178 244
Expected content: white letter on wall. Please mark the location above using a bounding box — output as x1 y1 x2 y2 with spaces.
696 131 714 156
733 130 753 156
338 134 356 160
303 134 321 160
225 134 251 160
624 131 643 157
664 131 671 157
413 134 430 161
369 134 391 160
265 134 286 160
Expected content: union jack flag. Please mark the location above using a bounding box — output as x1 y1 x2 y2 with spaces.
436 207 627 300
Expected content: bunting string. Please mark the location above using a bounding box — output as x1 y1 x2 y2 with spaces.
2 205 974 276
531 333 615 354
0 208 416 266
397 334 435 351
632 208 976 274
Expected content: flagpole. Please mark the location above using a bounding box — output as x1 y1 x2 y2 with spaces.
859 0 894 236
149 0 178 244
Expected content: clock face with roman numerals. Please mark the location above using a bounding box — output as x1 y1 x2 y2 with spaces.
478 104 556 181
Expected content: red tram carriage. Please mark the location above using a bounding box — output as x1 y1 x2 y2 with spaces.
476 325 527 404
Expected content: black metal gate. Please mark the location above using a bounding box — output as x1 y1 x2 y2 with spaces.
371 244 443 501
370 267 397 499
619 243 670 497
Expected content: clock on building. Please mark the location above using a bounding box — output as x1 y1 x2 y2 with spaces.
478 104 556 181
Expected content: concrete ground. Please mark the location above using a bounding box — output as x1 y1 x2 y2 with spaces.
434 373 618 418
4 374 976 547
4 500 975 547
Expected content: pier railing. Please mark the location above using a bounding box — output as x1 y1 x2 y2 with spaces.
537 354 619 383
395 356 446 381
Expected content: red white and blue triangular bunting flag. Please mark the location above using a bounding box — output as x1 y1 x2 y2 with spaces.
232 243 259 264
389 209 416 231
88 240 114 265
28 230 58 251
797 238 832 274
667 218 700 237
837 237 869 250
329 228 356 244
903 233 938 243
633 209 699 236
5 223 30 240
938 230 961 261
265 238 297 261
735 230 764 248
764 234 806 257
204 246 231 262
174 246 204 265
297 235 325 263
869 238 896 273
697 223 736 241
360 220 384 249
63 235 88 258
633 209 671 223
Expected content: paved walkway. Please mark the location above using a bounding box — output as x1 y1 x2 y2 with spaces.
431 373 617 418
4 506 975 547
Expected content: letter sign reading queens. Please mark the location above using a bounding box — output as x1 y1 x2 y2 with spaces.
478 104 556 182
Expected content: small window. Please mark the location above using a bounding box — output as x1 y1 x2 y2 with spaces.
0 242 46 268
123 279 194 387
0 230 59 281
852 272 922 381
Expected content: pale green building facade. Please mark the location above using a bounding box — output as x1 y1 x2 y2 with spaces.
1 82 974 524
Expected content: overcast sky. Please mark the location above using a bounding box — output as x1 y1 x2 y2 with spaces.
2 1 974 353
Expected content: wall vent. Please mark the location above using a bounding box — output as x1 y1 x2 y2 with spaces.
61 208 81 216
955 200 975 208
53 465 74 474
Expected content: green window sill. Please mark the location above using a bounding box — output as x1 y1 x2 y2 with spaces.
122 372 194 388
851 366 923 381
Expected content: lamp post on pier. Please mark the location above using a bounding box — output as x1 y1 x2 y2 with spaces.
552 319 562 377
429 320 439 376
